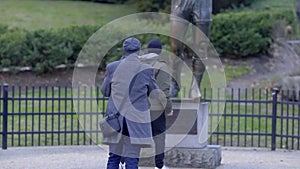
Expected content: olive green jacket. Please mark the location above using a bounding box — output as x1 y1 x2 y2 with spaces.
139 53 173 114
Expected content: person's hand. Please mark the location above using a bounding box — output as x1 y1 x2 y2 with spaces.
167 110 173 117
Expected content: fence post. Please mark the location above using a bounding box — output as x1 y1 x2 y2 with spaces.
2 84 8 150
271 88 279 151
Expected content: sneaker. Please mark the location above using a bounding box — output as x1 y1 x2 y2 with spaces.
119 163 125 169
155 165 169 169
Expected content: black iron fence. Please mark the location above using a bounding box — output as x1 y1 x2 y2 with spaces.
1 85 299 150
206 88 300 151
0 85 105 149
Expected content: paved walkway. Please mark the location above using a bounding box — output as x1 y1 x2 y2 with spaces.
1 146 300 169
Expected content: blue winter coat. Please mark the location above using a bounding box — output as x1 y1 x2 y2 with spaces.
101 53 158 146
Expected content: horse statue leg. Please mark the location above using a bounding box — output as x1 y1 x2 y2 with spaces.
169 0 212 98
189 0 212 98
169 20 189 98
169 0 190 98
296 0 300 29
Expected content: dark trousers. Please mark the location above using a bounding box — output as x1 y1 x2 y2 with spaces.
151 110 166 168
107 120 142 169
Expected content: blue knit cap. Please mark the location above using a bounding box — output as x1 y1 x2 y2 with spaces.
123 37 141 54
147 39 162 54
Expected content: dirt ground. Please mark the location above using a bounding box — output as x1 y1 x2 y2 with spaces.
228 41 300 89
0 68 105 87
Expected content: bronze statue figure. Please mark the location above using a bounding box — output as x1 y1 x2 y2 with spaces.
296 0 300 29
170 0 212 98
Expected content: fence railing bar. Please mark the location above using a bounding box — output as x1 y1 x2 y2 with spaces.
271 88 279 151
216 88 220 145
89 87 94 144
265 89 269 148
276 115 300 120
5 112 83 116
230 88 234 146
83 86 87 145
25 86 29 146
7 97 108 101
279 92 284 148
277 99 300 105
17 86 21 146
210 132 272 136
2 84 8 150
244 88 248 146
251 88 255 147
58 86 61 145
291 98 296 150
38 86 42 146
223 101 227 146
45 86 48 146
258 88 262 147
209 113 272 118
298 91 300 150
208 88 213 144
276 134 300 139
5 130 91 135
11 86 15 146
31 86 35 146
64 86 68 145
77 87 80 145
285 90 290 150
237 88 241 147
51 86 55 146
203 99 272 104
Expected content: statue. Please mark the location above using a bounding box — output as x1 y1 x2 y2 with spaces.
296 0 300 29
170 0 212 98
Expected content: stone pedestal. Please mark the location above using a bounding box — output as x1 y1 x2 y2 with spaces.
140 145 221 169
139 100 222 169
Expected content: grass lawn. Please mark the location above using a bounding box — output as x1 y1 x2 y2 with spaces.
0 0 136 30
250 0 295 11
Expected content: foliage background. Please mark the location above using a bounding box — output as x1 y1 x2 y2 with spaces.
0 0 297 72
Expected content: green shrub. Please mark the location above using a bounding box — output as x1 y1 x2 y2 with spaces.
211 9 296 57
136 0 171 13
0 8 296 72
213 0 256 13
0 28 27 67
0 25 100 72
27 25 100 72
0 24 9 35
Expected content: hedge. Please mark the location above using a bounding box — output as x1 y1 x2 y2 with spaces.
0 25 100 72
210 9 296 57
0 9 296 72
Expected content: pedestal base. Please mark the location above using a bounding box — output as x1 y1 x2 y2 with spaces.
139 145 222 169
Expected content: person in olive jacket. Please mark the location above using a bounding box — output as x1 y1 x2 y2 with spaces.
139 39 173 169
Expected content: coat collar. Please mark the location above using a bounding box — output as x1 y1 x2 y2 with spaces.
122 53 139 61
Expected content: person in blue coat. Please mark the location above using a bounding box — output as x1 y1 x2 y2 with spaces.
101 37 160 169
